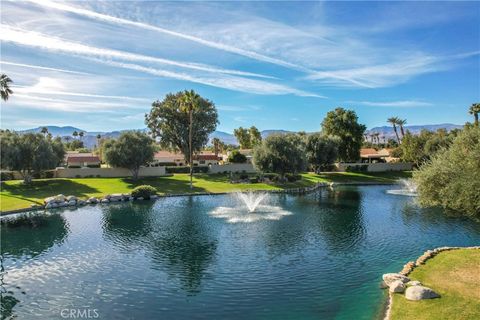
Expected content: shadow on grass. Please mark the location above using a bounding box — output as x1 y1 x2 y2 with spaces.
120 176 210 194
1 179 100 199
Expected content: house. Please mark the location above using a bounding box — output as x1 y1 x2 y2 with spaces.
360 148 386 163
149 151 221 167
360 148 399 163
66 153 101 168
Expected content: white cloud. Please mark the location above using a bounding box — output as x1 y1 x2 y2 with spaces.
0 25 272 79
350 100 433 107
0 61 89 75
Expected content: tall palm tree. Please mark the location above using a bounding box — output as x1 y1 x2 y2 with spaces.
212 137 220 156
180 90 200 189
79 131 84 141
72 131 78 139
469 103 480 127
0 74 13 101
387 117 401 143
397 119 407 138
374 132 380 144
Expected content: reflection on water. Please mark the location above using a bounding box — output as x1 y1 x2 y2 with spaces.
1 186 480 320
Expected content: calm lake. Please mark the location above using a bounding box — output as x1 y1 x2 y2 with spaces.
2 185 480 319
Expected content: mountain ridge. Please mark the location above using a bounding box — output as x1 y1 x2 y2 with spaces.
14 124 463 148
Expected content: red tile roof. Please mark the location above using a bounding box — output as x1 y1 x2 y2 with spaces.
360 148 378 156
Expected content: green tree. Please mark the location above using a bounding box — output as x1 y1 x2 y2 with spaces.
253 133 306 179
469 103 480 127
0 132 64 183
227 150 247 163
249 126 262 147
72 131 78 139
321 108 366 162
0 74 13 101
400 129 454 166
103 131 155 180
79 131 85 140
413 126 480 216
387 117 401 143
146 91 218 184
306 133 339 173
234 127 251 149
212 137 221 156
40 127 49 136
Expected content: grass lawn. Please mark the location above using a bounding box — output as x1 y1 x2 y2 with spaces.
0 171 411 212
390 249 480 320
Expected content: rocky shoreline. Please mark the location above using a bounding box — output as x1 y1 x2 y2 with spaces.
382 246 480 320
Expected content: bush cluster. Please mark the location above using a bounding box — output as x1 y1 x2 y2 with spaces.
166 166 209 174
131 185 157 199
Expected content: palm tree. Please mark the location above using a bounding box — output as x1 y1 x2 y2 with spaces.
374 132 380 144
212 137 220 156
41 127 49 137
72 131 78 139
387 117 401 143
180 90 200 189
79 131 84 141
0 74 13 101
469 103 480 127
397 119 407 138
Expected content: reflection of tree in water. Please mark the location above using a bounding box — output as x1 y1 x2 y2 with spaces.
1 213 69 258
102 202 155 247
149 197 217 294
1 213 69 319
101 198 217 294
311 188 366 251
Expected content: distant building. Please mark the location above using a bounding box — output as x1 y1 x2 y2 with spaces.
360 148 399 163
66 153 101 168
149 151 221 167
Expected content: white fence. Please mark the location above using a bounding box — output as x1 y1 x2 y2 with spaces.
208 163 256 174
335 162 413 172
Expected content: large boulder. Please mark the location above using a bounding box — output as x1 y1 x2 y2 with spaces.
101 198 110 204
109 194 124 202
389 280 406 293
88 197 98 204
406 280 422 287
405 286 440 300
382 273 410 286
66 195 77 202
55 194 66 202
44 196 56 204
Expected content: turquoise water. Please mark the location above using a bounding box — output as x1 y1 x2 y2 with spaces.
1 185 479 319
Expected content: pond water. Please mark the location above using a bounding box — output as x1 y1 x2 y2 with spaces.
1 185 479 320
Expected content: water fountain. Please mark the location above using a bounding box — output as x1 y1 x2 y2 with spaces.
209 191 291 223
386 178 417 196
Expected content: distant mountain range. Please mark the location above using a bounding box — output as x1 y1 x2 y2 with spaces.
16 124 462 148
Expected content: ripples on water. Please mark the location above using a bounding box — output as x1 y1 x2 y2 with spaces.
1 186 479 320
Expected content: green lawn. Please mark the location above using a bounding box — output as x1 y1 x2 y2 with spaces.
0 171 411 212
390 249 480 320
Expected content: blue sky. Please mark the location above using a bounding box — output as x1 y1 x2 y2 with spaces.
1 0 479 133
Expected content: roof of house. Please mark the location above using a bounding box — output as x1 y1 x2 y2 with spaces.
360 148 379 156
66 155 100 163
193 154 221 161
154 151 183 159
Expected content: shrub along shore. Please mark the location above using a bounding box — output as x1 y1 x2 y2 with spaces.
0 171 411 213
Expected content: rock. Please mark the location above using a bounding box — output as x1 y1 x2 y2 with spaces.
101 199 109 204
45 202 54 209
109 194 123 202
128 197 134 201
58 201 67 207
77 200 86 206
68 200 76 206
379 281 388 289
150 195 159 200
88 197 98 204
389 280 406 293
406 280 422 286
44 196 56 204
66 195 77 201
382 273 410 286
55 194 66 202
137 197 144 200
405 286 440 300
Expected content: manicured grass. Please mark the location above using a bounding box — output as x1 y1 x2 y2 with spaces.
0 171 411 212
390 249 480 320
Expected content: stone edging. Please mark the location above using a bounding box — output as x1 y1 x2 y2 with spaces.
382 246 480 320
0 181 395 217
